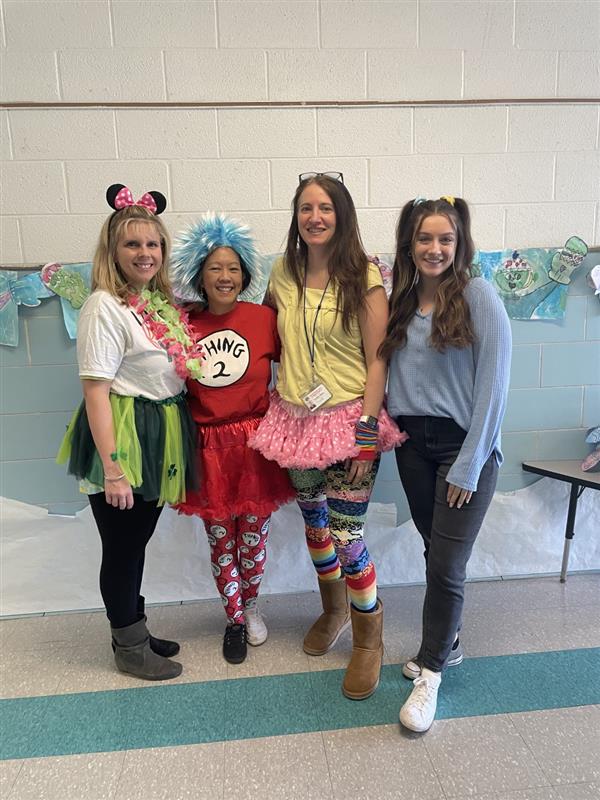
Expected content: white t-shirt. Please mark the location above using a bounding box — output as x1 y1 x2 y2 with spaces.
77 290 185 400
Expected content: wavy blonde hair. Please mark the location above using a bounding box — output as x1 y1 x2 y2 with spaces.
92 206 173 303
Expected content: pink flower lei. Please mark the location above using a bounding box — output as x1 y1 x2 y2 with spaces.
128 289 204 380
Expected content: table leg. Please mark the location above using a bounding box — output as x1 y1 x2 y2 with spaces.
560 483 581 583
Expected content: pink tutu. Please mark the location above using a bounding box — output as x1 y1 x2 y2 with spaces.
249 392 408 469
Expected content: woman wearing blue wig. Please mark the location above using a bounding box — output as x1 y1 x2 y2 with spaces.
170 214 294 665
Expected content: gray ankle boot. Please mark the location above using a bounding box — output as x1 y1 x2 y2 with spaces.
111 619 182 681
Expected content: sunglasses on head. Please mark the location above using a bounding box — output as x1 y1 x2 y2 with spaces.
298 171 344 185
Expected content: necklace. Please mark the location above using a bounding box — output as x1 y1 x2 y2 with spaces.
303 270 331 370
129 289 204 380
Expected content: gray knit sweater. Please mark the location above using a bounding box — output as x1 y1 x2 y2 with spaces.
388 277 512 491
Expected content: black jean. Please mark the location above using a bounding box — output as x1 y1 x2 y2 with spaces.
88 493 163 629
395 416 498 672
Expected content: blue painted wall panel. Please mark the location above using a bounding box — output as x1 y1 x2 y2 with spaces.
499 431 539 474
583 386 600 427
586 297 600 341
510 345 541 389
1 459 84 504
28 316 77 366
503 387 583 431
536 428 591 460
541 342 600 387
1 412 73 460
1 364 80 413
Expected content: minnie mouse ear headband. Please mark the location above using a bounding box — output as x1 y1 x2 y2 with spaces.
106 183 167 215
170 213 263 303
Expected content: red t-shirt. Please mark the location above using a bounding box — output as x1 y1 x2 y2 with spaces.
186 302 280 425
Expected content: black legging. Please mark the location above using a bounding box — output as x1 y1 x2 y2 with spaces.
88 493 163 629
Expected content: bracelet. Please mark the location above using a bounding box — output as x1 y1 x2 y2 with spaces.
104 473 126 482
355 419 378 457
359 414 379 430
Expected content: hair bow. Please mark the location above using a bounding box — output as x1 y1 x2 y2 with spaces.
413 195 456 207
106 183 167 215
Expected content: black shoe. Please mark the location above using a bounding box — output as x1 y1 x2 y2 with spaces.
148 633 180 658
135 598 181 657
223 624 247 664
111 617 180 658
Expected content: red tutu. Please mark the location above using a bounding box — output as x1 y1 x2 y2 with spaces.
249 392 408 470
176 415 295 519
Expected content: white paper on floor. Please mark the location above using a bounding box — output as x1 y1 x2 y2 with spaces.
1 476 598 616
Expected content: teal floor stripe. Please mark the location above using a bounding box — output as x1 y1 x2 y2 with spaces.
2 647 599 760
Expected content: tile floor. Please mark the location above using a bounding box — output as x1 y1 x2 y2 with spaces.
1 573 599 800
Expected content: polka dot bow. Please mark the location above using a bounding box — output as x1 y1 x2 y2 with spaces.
106 183 167 215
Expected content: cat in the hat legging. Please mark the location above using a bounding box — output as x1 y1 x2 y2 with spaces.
203 514 270 623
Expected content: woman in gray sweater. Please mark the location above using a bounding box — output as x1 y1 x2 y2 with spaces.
381 196 512 732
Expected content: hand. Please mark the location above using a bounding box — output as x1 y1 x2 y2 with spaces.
446 483 472 509
345 458 372 486
104 476 134 511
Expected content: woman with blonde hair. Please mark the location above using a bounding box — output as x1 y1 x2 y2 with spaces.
58 184 201 681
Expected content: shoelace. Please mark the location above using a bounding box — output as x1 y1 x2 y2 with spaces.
225 625 245 644
410 677 438 710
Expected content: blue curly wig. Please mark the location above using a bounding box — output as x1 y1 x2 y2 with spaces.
170 213 265 304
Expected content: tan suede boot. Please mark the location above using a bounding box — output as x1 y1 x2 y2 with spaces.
303 576 351 655
342 599 383 700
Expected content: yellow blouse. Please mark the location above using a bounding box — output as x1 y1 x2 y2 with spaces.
269 258 383 407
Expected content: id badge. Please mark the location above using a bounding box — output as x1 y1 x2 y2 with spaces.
301 381 332 412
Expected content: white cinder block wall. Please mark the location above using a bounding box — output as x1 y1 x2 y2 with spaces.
1 0 598 267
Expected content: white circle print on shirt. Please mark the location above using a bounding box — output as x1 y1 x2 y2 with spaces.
197 329 250 387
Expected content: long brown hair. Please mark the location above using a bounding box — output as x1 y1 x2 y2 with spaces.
379 197 475 360
284 175 369 333
92 205 173 303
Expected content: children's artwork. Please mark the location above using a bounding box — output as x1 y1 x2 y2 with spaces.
0 270 54 346
0 235 591 346
40 262 92 339
369 255 393 298
40 262 90 308
0 262 92 346
476 237 588 320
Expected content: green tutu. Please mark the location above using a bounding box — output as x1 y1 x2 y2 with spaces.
57 392 197 505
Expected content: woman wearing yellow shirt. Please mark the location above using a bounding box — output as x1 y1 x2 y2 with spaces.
251 173 405 699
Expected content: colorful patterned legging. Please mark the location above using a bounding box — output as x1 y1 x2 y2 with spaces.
289 458 380 612
203 514 270 624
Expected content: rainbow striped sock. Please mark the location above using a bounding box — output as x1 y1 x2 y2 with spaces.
346 562 377 612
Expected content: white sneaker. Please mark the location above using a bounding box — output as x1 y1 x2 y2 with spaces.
399 669 441 732
245 607 268 646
